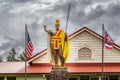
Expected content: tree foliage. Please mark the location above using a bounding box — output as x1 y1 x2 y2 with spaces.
6 47 18 61
18 51 25 61
0 56 3 62
6 47 26 62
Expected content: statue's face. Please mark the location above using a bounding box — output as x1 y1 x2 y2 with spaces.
55 24 60 30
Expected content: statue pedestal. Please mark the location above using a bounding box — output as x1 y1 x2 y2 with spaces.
50 67 68 80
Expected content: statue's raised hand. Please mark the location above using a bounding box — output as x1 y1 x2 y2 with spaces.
43 25 47 29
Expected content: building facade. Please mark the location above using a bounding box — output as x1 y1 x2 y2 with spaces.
0 27 120 80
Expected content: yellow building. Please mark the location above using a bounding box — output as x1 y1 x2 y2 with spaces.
0 27 120 80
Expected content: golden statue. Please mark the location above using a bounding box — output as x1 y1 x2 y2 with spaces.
43 19 69 68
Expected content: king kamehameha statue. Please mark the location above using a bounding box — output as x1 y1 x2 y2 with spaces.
43 4 70 80
43 19 69 68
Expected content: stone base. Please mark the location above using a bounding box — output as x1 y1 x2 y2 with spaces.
50 67 68 80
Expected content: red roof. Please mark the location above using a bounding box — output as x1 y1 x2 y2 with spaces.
1 62 120 74
0 62 25 74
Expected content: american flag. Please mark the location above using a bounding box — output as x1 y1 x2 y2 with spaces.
104 30 114 50
26 27 34 60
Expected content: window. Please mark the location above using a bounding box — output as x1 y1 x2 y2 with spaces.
109 75 118 80
0 77 4 80
101 77 108 80
103 77 108 80
7 77 16 80
91 77 99 80
78 47 92 60
69 78 77 80
80 76 89 80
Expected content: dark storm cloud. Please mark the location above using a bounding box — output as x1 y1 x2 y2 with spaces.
0 0 120 60
8 0 32 3
0 3 13 35
87 5 105 21
0 37 16 50
0 36 25 60
60 0 120 43
0 36 16 60
0 0 52 59
0 0 30 3
0 0 50 4
61 0 120 31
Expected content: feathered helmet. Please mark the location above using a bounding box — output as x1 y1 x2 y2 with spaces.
55 19 60 25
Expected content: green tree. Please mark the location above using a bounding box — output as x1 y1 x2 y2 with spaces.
18 51 25 61
0 56 3 62
6 47 18 61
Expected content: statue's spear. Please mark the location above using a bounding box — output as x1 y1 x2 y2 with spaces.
62 2 71 65
65 3 71 34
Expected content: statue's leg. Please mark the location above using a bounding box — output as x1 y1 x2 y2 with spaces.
59 46 65 66
54 50 58 66
51 44 58 66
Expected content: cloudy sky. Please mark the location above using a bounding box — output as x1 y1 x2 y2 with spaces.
0 0 120 60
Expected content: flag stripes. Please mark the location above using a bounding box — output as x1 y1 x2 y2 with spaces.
26 27 34 60
104 29 114 50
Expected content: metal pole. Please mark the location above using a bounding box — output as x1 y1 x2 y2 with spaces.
102 24 104 80
65 3 71 33
25 24 27 80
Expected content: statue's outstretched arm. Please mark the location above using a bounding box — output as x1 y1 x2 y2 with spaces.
43 25 51 34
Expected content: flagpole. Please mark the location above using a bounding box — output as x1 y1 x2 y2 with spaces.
102 24 104 80
25 24 27 80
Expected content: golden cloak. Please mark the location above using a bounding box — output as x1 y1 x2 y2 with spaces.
47 30 69 65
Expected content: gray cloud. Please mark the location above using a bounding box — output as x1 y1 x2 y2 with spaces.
0 37 16 50
0 0 120 60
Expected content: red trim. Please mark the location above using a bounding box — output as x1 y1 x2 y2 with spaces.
52 38 61 39
55 40 58 49
68 27 102 38
57 30 62 37
1 62 120 74
52 38 60 49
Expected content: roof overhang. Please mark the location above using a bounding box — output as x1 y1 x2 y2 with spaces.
1 62 120 74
